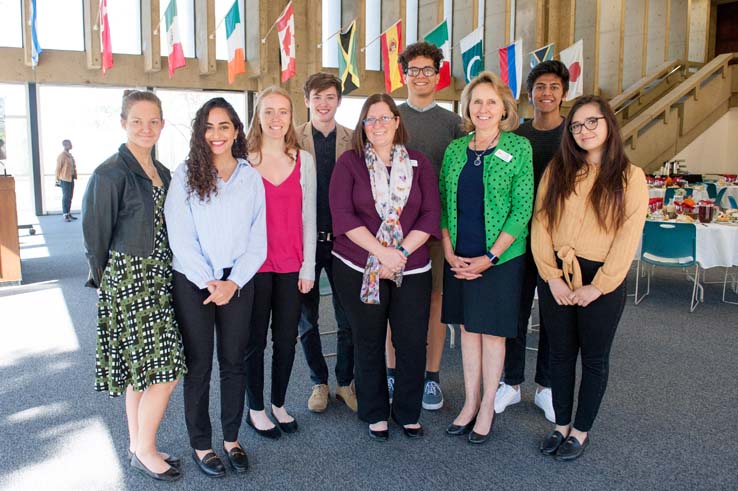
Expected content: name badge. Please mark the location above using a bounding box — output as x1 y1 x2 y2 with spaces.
494 149 513 162
410 159 418 167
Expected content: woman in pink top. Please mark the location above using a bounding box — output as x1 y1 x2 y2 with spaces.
243 86 317 439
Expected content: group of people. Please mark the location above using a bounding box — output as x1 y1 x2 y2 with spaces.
82 41 648 482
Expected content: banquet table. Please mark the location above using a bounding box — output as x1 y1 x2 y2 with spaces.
647 187 709 202
640 220 738 269
715 185 738 206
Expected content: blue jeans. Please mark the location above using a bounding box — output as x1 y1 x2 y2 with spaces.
60 180 74 215
298 241 353 386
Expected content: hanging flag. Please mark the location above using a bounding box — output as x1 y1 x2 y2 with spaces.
560 39 583 100
498 39 523 99
276 1 296 83
424 20 451 91
100 0 113 75
164 0 186 78
460 26 484 83
338 20 360 95
30 0 42 68
225 0 245 84
380 20 403 93
529 42 554 69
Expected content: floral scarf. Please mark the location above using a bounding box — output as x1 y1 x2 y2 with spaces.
360 143 413 304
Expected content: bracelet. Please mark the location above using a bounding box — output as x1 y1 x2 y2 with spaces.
485 251 499 264
397 245 410 257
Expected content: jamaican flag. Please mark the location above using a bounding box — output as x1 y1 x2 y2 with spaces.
338 20 360 95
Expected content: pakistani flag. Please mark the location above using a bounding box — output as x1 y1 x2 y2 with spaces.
460 27 483 83
164 0 186 78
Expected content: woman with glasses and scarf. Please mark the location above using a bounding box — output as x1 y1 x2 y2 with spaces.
532 95 647 461
329 93 440 441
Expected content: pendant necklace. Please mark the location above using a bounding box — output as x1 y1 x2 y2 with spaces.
472 131 499 167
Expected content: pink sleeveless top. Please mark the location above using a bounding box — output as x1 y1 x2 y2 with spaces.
258 156 303 273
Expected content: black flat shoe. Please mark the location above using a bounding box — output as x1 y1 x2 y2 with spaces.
127 449 181 469
223 444 249 474
540 431 567 456
401 424 424 439
368 427 389 442
192 450 226 478
555 435 590 461
276 419 298 434
130 453 182 482
247 413 282 439
446 417 477 436
467 415 495 445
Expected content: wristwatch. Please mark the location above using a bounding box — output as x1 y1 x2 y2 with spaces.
485 251 499 265
397 245 410 257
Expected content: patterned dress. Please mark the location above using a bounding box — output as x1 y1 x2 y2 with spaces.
95 185 186 397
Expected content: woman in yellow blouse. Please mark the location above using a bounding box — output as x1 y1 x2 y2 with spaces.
531 95 648 461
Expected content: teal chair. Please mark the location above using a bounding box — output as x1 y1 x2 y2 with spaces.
705 183 717 200
716 187 727 208
663 187 694 205
635 221 703 312
729 196 738 209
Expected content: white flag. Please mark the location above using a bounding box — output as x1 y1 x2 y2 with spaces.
559 39 583 101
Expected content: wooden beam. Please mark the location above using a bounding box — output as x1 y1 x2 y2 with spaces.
684 0 691 63
83 0 102 70
618 0 626 93
21 0 32 67
641 0 649 76
504 0 511 44
536 0 547 47
195 0 216 75
664 0 671 61
594 0 601 95
142 0 162 72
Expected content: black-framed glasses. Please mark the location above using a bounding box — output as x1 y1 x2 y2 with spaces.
404 66 437 77
569 116 606 134
363 115 396 126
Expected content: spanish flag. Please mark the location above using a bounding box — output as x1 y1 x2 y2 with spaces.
338 20 360 95
380 20 403 93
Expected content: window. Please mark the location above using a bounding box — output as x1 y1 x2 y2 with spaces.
0 0 22 48
35 0 84 51
108 0 142 54
215 0 244 61
0 84 32 218
160 0 195 59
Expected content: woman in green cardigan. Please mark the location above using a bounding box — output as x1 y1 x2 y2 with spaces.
440 71 533 444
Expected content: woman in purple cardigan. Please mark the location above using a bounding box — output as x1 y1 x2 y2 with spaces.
329 94 441 441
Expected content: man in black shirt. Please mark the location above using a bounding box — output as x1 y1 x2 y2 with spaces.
296 73 356 413
495 60 570 422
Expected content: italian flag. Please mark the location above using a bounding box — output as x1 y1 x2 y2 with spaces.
226 1 246 84
164 0 186 78
424 19 451 91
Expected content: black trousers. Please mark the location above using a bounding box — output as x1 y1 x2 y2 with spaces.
173 270 254 450
537 257 626 432
244 271 301 411
504 250 551 387
298 241 354 386
60 180 74 214
333 258 430 425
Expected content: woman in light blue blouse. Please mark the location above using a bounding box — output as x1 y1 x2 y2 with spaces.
164 98 266 478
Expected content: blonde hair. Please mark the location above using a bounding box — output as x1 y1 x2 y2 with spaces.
246 86 300 164
459 71 519 133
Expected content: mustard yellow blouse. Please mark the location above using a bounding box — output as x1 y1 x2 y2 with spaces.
531 164 648 294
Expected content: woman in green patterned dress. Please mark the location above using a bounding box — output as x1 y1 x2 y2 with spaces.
82 90 186 482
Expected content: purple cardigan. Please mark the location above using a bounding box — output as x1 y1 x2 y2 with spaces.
329 148 442 270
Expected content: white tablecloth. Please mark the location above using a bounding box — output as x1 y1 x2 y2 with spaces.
648 187 709 201
638 221 738 269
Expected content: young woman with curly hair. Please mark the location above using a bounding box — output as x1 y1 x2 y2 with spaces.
532 95 647 461
242 86 317 440
165 97 267 477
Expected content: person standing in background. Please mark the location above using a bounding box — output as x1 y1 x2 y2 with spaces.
387 42 465 411
296 73 357 414
495 60 570 423
56 139 77 221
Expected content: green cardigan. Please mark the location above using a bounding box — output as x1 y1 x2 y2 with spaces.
439 131 534 264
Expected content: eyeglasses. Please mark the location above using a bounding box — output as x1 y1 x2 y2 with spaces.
363 115 396 126
405 66 438 77
569 116 606 134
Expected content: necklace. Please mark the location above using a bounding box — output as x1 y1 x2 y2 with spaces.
471 131 499 167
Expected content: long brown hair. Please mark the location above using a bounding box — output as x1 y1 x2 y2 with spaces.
245 86 300 165
539 95 629 232
351 93 408 154
186 97 247 201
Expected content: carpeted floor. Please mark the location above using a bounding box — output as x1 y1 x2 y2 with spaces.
1 215 736 491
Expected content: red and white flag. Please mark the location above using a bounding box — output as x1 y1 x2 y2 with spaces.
99 0 113 75
560 39 583 101
164 0 186 78
276 1 296 83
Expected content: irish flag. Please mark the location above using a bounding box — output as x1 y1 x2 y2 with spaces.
424 19 451 91
225 0 245 84
164 0 186 78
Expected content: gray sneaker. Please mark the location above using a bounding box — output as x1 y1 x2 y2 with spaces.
422 380 443 410
387 375 395 404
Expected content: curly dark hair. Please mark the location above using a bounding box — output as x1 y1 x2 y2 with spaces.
186 97 247 201
398 41 444 72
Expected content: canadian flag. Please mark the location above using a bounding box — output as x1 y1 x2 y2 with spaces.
276 2 296 83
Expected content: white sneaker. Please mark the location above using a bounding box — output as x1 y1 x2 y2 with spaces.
534 387 556 423
494 383 521 414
